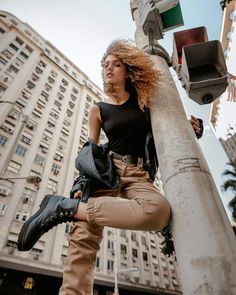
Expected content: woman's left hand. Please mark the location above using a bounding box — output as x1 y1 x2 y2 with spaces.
191 115 203 139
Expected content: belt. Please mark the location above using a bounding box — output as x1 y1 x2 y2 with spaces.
111 152 141 165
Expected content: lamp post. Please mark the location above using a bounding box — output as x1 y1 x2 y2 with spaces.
113 229 138 295
0 176 41 184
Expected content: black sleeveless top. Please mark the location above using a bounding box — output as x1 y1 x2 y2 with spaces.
97 94 148 158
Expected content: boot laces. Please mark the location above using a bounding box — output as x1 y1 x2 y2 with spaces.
40 209 74 232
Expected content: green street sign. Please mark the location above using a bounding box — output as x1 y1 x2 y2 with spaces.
160 2 184 32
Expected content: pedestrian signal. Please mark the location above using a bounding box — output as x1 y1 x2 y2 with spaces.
172 27 228 104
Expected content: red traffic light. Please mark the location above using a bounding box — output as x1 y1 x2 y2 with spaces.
172 26 208 66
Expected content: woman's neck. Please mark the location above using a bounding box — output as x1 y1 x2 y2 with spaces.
110 86 130 104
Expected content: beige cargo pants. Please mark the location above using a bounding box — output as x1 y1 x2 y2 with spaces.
59 159 170 295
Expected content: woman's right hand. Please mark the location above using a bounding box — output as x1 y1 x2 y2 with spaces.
73 190 82 199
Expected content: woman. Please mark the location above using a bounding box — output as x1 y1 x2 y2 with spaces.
18 40 202 295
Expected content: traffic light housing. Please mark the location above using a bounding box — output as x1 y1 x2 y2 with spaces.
172 27 228 104
138 0 184 41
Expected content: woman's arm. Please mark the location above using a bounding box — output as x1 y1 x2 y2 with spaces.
73 105 101 199
88 105 102 144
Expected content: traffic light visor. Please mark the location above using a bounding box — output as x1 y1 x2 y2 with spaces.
173 26 208 65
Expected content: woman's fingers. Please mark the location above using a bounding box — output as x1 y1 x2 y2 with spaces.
74 190 82 199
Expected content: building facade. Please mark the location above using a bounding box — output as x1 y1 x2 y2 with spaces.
210 0 236 163
0 11 182 295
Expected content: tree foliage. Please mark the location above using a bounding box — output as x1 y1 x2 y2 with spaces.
160 223 175 256
222 161 236 221
220 0 233 10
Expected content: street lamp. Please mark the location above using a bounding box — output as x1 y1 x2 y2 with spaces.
112 229 138 295
0 176 42 184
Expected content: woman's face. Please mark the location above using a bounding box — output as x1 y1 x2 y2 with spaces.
104 54 127 86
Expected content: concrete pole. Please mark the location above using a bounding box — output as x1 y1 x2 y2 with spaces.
130 1 236 294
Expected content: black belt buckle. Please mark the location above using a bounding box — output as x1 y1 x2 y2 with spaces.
122 155 136 165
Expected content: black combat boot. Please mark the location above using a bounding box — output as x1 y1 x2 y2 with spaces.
17 195 80 251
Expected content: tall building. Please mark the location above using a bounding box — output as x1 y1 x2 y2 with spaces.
0 11 182 295
210 0 236 163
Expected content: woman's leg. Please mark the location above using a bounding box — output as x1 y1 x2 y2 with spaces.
59 221 103 295
75 159 170 231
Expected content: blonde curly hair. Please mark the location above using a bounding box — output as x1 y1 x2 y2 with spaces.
101 39 162 109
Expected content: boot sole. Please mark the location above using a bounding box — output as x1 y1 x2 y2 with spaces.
17 195 52 251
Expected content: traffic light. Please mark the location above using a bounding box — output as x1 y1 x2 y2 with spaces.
138 0 184 41
172 26 208 72
172 26 228 104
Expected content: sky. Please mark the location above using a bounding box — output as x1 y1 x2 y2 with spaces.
0 0 233 216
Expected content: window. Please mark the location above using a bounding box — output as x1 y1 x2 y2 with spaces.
39 143 48 154
51 163 60 175
6 161 21 174
50 70 57 77
60 86 66 93
66 109 73 118
0 202 7 215
120 244 127 254
107 260 114 272
27 80 35 90
65 223 72 234
62 79 68 86
120 229 126 238
20 51 29 60
22 188 36 204
15 209 21 220
131 232 137 242
0 134 8 146
72 88 78 94
8 110 20 120
35 66 43 75
47 120 56 129
9 43 19 51
22 210 29 221
1 120 15 134
34 154 45 166
21 133 32 145
54 153 63 162
141 236 146 245
43 129 53 140
107 240 114 250
143 252 148 261
96 257 100 268
132 248 138 258
38 60 46 68
47 179 57 193
48 76 55 84
15 37 23 46
15 209 29 221
54 100 62 110
71 94 76 101
15 144 27 157
0 56 7 67
8 64 19 74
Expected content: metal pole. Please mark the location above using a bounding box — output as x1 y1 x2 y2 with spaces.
130 1 236 294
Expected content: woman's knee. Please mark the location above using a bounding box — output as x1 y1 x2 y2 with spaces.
142 195 171 230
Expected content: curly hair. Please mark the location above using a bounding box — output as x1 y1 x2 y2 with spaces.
101 39 162 109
